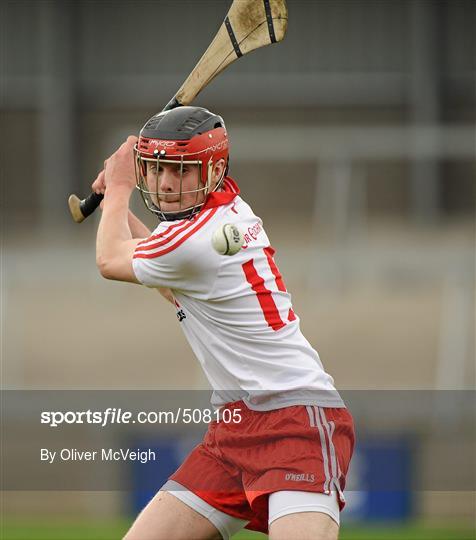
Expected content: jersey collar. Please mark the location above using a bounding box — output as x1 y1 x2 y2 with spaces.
201 177 240 211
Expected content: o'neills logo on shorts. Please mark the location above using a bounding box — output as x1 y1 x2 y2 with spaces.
285 473 315 482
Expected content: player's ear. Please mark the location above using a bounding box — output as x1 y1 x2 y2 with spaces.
213 158 226 181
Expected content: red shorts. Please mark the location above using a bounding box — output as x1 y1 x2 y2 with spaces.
169 401 355 534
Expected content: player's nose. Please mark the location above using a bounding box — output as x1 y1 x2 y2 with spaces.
159 168 176 193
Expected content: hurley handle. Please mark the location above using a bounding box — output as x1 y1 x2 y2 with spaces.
68 192 104 223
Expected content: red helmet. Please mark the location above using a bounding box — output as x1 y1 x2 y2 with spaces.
135 106 229 221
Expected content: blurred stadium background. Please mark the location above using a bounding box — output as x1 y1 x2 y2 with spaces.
2 0 475 538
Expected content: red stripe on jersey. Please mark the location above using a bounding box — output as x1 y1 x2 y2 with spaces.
136 219 187 247
263 246 286 292
133 208 218 259
288 308 296 321
136 218 199 252
242 259 286 331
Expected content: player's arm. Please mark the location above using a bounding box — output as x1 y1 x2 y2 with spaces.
95 136 142 283
92 167 151 239
127 211 174 303
128 210 151 238
93 136 168 286
99 198 175 303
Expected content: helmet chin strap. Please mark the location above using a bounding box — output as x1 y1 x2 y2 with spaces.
156 207 202 222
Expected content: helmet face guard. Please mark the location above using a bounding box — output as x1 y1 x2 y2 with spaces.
134 149 218 221
135 107 229 221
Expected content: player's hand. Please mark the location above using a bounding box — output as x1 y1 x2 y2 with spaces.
91 169 106 195
103 136 138 192
91 170 106 210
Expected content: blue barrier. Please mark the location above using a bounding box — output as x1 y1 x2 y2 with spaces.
344 436 414 522
129 436 201 514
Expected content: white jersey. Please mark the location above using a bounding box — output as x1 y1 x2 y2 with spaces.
132 178 344 411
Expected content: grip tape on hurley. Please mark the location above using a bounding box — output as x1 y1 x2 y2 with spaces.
68 192 104 223
81 192 104 218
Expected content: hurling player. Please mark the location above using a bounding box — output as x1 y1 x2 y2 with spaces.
92 107 354 540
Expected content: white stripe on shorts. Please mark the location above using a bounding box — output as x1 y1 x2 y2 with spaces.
310 405 332 494
306 405 316 427
318 408 338 485
316 406 346 504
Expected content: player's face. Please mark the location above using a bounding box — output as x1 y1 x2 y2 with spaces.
145 159 225 213
146 161 202 212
